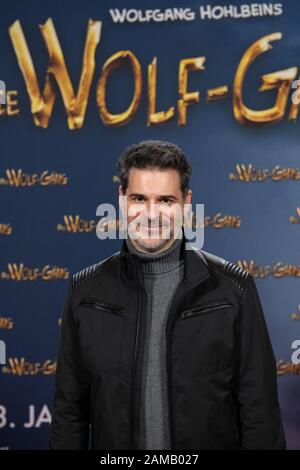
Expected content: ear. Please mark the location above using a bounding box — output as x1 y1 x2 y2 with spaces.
119 186 126 219
184 189 192 205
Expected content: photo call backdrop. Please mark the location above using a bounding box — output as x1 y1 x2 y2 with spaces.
0 0 299 450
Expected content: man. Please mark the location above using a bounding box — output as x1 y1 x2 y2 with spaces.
49 139 286 450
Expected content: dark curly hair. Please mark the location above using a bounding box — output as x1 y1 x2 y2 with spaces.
116 139 192 198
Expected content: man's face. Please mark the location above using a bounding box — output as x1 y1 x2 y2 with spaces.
118 168 192 253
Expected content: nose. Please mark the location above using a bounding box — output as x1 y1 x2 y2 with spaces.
147 202 161 225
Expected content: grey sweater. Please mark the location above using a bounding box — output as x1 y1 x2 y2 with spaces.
125 234 184 449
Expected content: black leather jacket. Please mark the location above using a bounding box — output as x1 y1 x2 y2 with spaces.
49 233 286 450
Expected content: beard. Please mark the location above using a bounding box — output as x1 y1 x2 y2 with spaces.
128 221 174 253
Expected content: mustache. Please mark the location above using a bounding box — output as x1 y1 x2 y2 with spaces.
135 216 170 226
139 222 168 227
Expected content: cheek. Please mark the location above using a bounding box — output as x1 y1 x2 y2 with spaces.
161 208 181 225
127 209 141 223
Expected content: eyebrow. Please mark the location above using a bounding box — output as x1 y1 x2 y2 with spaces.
128 193 179 201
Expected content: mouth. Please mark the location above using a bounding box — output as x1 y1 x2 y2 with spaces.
143 226 162 231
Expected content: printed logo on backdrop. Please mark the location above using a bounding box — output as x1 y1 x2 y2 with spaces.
0 404 52 430
1 2 300 451
1 21 300 129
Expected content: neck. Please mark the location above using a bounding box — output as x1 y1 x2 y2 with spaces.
125 232 184 275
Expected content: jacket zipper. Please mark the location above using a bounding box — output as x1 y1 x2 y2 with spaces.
166 274 211 449
166 319 174 449
129 256 143 449
79 299 125 316
166 292 191 450
178 301 232 319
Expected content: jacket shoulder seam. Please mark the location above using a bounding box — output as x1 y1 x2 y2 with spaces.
222 259 250 294
200 249 249 295
71 251 120 288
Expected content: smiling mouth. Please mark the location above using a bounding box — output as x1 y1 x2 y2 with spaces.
140 224 162 228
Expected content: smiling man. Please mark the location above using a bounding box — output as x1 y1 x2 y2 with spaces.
122 165 186 253
49 139 286 450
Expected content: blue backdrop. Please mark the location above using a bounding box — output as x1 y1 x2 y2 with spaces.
0 0 299 449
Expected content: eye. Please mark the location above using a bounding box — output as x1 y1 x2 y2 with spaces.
132 196 144 202
160 198 174 205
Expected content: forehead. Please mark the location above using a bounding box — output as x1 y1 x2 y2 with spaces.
127 168 181 193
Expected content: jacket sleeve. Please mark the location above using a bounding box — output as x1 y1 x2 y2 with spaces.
49 280 91 449
234 273 286 449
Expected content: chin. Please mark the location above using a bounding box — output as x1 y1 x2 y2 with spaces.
136 238 166 251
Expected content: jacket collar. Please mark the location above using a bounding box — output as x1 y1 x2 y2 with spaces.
119 228 210 288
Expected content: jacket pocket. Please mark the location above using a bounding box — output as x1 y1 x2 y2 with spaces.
76 297 125 375
174 298 236 379
178 299 232 319
79 298 125 316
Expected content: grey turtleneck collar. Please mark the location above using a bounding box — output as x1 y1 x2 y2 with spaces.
125 231 184 276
